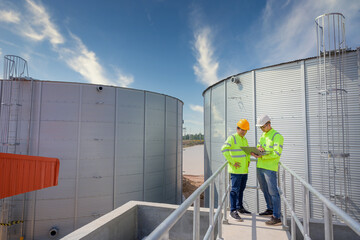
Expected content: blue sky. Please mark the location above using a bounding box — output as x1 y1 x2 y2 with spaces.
0 0 359 134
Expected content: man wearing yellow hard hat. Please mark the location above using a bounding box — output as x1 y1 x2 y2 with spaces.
221 119 251 222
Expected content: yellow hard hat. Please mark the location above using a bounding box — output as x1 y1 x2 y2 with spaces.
237 119 250 130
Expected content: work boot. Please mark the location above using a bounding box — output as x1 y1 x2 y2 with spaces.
230 210 243 222
259 209 273 216
238 208 251 214
265 216 282 226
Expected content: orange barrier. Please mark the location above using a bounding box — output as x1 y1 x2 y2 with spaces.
0 153 59 199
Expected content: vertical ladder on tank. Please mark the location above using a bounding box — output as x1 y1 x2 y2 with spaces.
315 13 351 219
0 55 32 240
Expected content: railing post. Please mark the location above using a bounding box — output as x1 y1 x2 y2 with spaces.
217 171 223 239
324 204 334 240
209 181 214 240
291 175 296 240
217 214 223 240
282 168 288 228
302 185 310 238
193 196 200 240
223 166 228 224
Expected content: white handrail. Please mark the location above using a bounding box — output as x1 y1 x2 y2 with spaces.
147 160 360 240
146 161 228 240
279 161 360 239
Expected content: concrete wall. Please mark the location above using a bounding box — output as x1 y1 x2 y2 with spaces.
62 201 218 240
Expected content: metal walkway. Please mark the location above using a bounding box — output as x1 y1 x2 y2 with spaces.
222 211 288 240
146 160 360 240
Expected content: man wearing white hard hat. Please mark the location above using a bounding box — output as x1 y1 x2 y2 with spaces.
251 114 284 226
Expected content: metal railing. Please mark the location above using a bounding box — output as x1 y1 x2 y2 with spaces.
146 161 229 240
146 159 360 240
279 162 360 240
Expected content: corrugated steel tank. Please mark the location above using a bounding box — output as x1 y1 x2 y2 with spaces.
0 79 183 239
203 50 360 221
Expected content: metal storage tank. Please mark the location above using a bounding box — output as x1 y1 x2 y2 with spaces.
203 49 360 222
0 79 183 239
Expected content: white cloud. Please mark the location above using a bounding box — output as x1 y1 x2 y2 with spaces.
0 0 134 87
253 0 360 66
282 0 291 8
58 34 111 85
58 34 133 87
190 104 203 113
185 119 203 126
23 0 64 45
183 119 203 134
0 10 20 23
114 68 134 87
262 0 273 25
192 27 219 86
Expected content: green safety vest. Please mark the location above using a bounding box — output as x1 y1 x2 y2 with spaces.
221 134 250 174
257 128 284 172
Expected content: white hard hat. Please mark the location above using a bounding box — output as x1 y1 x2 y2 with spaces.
256 114 271 127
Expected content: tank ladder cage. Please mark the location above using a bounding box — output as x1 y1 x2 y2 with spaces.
315 13 351 215
1 55 30 240
3 55 29 80
146 161 229 240
279 162 360 240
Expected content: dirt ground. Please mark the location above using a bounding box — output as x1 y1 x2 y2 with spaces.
182 140 204 148
182 174 204 207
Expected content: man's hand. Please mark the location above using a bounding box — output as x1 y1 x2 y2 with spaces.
258 146 265 152
251 152 261 158
233 162 241 169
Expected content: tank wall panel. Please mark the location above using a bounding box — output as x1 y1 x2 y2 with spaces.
225 72 258 212
305 51 360 220
36 199 75 220
176 101 183 203
78 177 113 198
255 62 306 215
41 102 79 121
226 72 255 143
36 179 75 200
115 88 144 184
165 97 178 203
0 79 183 239
116 174 143 194
57 159 77 179
203 90 211 207
144 92 166 202
116 155 143 176
77 195 112 217
210 82 225 170
34 218 75 239
115 191 143 207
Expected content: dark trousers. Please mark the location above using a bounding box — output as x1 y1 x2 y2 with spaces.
230 173 248 212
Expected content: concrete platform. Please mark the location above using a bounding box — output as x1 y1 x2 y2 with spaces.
222 211 289 240
61 201 289 240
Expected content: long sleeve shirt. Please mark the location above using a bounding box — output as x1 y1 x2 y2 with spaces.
256 128 284 172
221 133 250 174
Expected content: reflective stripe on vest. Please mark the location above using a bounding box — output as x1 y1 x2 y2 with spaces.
232 135 237 144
